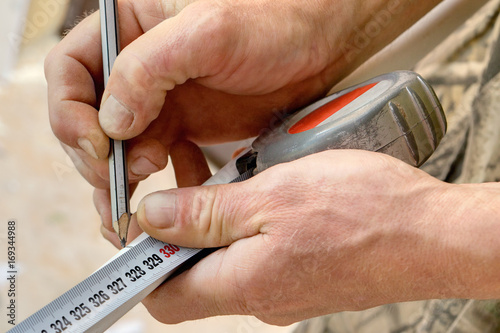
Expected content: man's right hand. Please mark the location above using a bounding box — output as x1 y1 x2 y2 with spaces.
45 0 346 190
45 0 440 191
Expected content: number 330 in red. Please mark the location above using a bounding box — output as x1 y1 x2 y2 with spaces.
159 244 180 258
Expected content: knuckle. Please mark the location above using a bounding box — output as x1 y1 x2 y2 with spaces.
44 43 65 79
251 165 301 205
43 49 56 79
109 51 163 126
83 159 109 184
175 186 232 246
115 50 157 93
68 153 108 189
48 102 71 142
48 110 64 138
180 2 240 77
83 171 108 189
191 187 219 242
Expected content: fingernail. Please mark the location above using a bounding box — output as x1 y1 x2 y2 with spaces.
130 157 159 176
77 137 99 159
99 95 134 135
143 192 177 228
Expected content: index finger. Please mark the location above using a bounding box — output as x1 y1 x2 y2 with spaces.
44 0 162 160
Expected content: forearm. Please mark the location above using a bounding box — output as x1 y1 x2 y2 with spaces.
435 182 500 300
392 180 500 303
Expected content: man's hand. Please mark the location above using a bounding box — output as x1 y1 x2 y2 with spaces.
98 148 497 325
44 0 440 190
99 146 500 325
45 0 339 189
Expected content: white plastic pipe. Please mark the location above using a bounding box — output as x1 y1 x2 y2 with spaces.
333 0 490 91
0 0 30 83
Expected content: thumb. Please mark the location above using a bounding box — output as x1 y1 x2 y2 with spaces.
98 2 231 139
136 182 264 248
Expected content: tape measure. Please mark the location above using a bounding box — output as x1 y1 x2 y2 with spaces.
6 232 199 332
8 71 446 332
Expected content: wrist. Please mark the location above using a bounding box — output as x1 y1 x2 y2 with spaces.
440 182 500 300
410 181 500 301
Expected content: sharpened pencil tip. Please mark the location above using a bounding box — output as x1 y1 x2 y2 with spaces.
115 213 131 248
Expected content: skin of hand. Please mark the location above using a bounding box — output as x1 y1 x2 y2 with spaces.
100 147 500 325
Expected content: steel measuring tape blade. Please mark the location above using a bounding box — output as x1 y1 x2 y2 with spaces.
8 234 202 333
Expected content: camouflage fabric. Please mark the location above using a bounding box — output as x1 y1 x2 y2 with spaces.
293 300 500 333
293 1 500 332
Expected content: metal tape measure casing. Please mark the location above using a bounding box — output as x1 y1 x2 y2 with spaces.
252 71 447 171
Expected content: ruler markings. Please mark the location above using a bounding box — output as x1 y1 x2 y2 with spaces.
8 235 203 332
